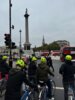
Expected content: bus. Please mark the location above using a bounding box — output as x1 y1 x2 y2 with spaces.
60 46 75 62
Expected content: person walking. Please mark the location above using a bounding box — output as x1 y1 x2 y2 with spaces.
46 54 54 72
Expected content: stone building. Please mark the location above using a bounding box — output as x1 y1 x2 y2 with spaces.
55 40 70 48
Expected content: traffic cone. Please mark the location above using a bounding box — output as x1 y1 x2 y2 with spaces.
5 74 8 80
0 72 2 80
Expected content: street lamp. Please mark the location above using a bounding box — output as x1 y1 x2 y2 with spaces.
9 0 12 67
19 29 22 59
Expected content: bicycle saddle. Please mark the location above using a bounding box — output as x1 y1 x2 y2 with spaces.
38 81 46 86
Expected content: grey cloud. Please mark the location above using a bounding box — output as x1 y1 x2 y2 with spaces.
0 0 75 47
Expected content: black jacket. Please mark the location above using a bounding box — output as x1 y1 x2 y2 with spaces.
28 61 37 76
5 68 34 100
0 60 10 77
59 61 75 82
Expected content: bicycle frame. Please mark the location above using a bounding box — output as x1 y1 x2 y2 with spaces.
38 79 55 100
21 86 30 100
21 85 37 100
38 81 48 100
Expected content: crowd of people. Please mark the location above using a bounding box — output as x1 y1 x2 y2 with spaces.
0 54 75 100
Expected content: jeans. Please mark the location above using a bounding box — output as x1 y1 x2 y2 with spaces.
63 81 75 100
46 79 52 98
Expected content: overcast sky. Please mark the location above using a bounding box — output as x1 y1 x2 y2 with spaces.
0 0 75 48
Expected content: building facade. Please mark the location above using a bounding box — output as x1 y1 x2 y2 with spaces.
55 40 70 48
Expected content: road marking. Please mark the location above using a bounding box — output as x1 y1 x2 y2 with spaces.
55 87 64 90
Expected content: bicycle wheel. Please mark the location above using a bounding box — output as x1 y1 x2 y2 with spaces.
0 79 7 97
40 86 48 100
28 90 39 100
50 80 56 97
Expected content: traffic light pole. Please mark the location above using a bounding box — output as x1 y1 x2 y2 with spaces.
19 29 22 59
9 0 13 68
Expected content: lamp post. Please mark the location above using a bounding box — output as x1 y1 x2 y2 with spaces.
9 0 12 67
19 29 22 59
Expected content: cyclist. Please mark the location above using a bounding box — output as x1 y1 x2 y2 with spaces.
36 57 54 99
28 56 37 84
46 54 54 72
5 59 37 100
59 55 75 100
0 56 10 78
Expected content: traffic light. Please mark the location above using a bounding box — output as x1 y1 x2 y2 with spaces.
12 42 16 49
4 34 10 46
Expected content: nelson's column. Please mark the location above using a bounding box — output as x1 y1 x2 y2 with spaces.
24 8 31 50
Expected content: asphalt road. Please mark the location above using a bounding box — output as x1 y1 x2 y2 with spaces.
0 60 64 100
53 60 64 100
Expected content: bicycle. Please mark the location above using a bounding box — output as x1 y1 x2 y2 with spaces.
0 78 7 97
0 73 8 97
21 85 38 100
38 79 56 100
38 80 48 100
21 79 56 100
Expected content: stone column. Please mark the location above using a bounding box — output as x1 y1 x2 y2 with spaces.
24 8 31 50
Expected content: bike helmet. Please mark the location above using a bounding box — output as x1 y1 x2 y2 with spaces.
16 59 25 68
32 57 37 61
65 55 72 61
2 56 8 60
41 57 46 63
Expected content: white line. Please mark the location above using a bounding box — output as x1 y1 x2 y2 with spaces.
55 87 64 90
